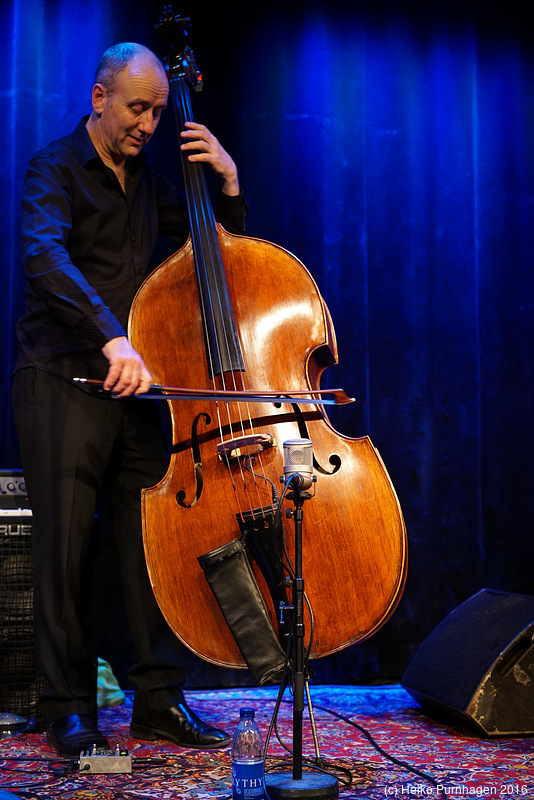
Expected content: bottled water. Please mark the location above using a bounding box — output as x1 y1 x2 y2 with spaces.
231 707 265 799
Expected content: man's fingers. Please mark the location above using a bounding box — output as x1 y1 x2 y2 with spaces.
102 337 152 397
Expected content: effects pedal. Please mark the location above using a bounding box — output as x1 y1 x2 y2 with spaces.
79 744 132 774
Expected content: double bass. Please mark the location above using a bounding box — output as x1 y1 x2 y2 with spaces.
128 11 407 673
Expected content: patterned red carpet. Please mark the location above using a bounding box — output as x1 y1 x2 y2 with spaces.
0 684 532 799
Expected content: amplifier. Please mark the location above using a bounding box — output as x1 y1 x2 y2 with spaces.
0 472 45 720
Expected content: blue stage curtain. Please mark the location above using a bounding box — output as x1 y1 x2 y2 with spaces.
1 0 533 683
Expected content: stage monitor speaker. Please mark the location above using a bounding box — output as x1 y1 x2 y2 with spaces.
401 588 534 737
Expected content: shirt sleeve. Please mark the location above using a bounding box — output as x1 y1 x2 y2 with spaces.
21 156 126 348
215 190 248 235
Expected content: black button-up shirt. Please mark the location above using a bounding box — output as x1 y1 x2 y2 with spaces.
16 117 248 383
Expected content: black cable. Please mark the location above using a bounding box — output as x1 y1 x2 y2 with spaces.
0 756 72 763
265 753 354 787
0 753 171 794
312 702 441 788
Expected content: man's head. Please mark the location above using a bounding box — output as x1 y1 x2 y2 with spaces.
87 43 169 167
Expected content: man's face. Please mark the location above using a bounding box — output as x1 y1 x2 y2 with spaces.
95 55 169 164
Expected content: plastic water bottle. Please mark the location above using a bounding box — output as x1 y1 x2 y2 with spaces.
232 707 265 800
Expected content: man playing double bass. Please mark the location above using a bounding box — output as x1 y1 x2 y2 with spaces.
12 42 247 758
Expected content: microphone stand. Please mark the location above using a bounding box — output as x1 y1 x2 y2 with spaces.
264 480 339 799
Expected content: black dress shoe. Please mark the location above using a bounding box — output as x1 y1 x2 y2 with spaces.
130 702 231 749
47 713 110 758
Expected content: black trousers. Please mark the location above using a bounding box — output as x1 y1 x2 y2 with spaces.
12 368 187 724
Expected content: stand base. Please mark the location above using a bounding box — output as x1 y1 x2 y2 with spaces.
265 771 339 799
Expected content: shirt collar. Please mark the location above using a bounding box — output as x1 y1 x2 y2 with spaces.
73 116 146 172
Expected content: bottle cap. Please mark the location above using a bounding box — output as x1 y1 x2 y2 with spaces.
239 707 255 719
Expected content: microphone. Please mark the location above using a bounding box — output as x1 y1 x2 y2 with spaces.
283 438 314 490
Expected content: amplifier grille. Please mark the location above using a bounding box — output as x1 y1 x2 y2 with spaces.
0 483 46 720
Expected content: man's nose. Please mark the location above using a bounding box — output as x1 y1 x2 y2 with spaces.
138 110 159 135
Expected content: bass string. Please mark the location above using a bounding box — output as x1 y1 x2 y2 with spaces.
172 80 275 521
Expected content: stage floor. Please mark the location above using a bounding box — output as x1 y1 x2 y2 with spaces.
0 684 532 799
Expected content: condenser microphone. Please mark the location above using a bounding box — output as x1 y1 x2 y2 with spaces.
283 438 314 490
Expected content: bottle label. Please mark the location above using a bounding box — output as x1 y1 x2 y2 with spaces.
232 759 264 799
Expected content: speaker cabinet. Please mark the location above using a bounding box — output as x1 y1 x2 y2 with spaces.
401 588 534 737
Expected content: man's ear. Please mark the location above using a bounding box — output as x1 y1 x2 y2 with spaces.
91 83 108 115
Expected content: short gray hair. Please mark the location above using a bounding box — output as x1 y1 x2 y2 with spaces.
95 43 165 91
